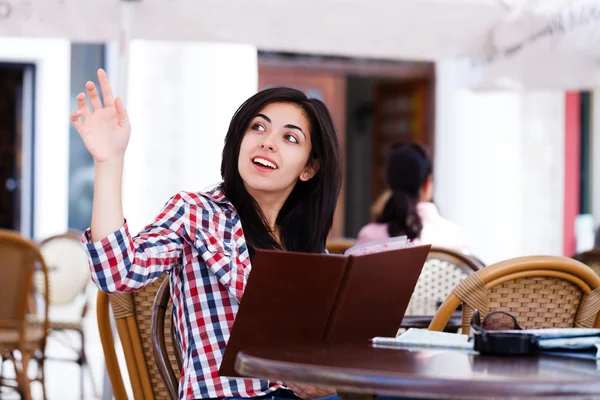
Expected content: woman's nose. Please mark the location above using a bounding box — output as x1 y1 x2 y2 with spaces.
260 134 276 151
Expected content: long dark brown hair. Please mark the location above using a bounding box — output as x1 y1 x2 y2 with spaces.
221 87 342 255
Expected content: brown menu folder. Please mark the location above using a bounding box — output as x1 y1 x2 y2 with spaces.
219 244 431 377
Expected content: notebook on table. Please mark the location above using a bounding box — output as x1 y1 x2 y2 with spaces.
219 240 431 377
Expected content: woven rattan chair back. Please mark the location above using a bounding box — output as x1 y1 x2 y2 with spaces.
0 230 38 325
37 231 89 305
405 246 484 316
429 255 600 333
0 229 50 399
97 274 181 400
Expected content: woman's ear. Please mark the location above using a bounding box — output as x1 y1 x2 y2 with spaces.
300 160 319 182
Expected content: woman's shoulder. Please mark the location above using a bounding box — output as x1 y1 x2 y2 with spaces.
417 204 468 250
169 186 232 214
166 187 241 249
418 203 461 229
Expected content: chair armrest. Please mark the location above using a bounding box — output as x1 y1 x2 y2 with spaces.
428 294 462 332
151 278 179 400
96 290 128 400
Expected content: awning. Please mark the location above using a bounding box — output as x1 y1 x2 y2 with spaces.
0 0 507 60
1 0 599 89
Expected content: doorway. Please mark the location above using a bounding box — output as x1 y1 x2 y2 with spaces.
0 63 35 234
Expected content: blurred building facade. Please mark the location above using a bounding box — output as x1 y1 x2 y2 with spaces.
0 38 598 264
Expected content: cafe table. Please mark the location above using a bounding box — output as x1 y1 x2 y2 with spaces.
235 343 600 399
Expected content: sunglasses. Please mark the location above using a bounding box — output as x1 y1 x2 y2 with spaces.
471 309 523 332
471 309 537 355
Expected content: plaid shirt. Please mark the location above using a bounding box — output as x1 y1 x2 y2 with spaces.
83 187 282 399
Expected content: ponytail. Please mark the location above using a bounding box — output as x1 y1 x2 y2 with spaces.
380 142 431 241
378 190 423 240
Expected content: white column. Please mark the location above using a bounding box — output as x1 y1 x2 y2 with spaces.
519 92 565 256
114 41 258 234
434 60 564 264
0 38 71 240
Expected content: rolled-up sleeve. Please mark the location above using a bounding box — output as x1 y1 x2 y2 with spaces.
82 193 190 293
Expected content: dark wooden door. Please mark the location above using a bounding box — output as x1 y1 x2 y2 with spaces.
0 65 26 231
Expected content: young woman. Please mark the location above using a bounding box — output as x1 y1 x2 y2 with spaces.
357 143 467 251
71 69 342 400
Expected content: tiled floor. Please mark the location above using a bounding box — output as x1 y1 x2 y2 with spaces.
1 286 132 400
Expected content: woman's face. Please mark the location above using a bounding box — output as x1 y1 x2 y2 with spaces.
238 102 317 195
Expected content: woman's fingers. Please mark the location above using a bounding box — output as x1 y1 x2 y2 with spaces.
70 110 84 131
86 81 103 111
287 383 336 399
97 68 115 107
115 97 129 126
76 92 91 119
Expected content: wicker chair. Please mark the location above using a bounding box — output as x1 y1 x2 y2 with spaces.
403 247 484 321
0 229 50 400
325 238 356 254
429 255 600 333
97 274 181 400
151 278 181 400
36 230 96 399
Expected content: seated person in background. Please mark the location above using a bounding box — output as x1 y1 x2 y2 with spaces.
357 143 468 251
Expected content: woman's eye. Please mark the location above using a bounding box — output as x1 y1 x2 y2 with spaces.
285 134 298 144
253 123 265 132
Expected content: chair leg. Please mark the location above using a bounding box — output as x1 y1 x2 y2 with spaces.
15 352 32 400
39 351 47 400
0 352 4 387
79 329 86 400
80 357 85 400
0 357 5 395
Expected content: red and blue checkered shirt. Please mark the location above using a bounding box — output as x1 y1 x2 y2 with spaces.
83 187 283 399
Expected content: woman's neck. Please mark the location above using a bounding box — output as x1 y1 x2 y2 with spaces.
245 185 292 237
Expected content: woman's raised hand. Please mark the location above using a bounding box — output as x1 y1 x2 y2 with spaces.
70 68 131 164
